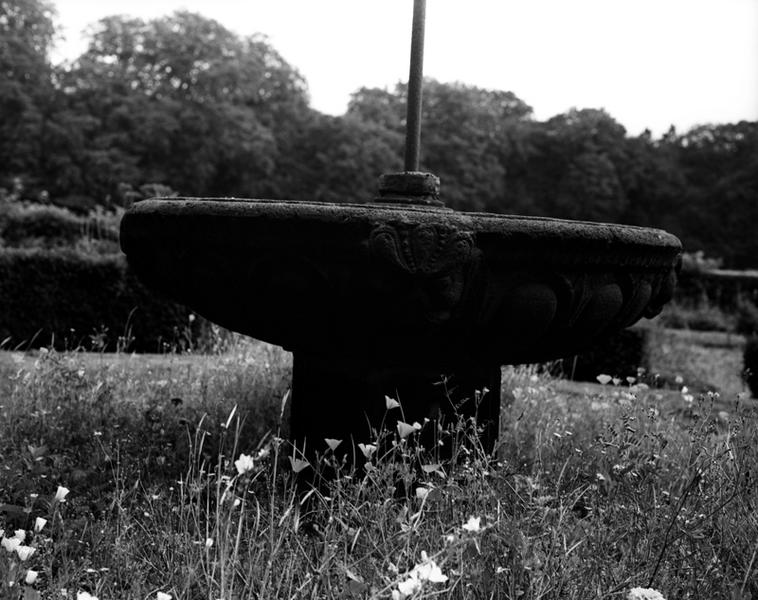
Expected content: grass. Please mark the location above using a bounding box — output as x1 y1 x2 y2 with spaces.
0 339 757 600
643 325 748 399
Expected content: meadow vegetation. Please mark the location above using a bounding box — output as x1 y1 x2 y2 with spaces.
1 337 756 599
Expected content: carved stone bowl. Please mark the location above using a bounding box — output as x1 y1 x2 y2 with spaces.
121 198 680 364
121 197 681 456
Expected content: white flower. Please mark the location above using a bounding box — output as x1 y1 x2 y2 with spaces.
234 453 255 475
288 456 310 473
462 516 481 533
14 529 26 542
2 536 21 553
34 517 47 532
397 421 422 439
596 374 612 385
394 550 448 597
156 592 172 600
205 538 214 549
54 486 70 502
77 592 99 600
415 486 430 500
25 569 38 584
16 545 35 561
627 588 666 600
385 395 401 410
324 438 342 451
357 443 377 459
397 575 423 597
413 552 448 583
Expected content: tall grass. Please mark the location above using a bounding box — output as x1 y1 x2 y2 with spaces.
0 342 756 599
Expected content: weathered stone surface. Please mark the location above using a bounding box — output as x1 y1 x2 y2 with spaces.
121 198 682 369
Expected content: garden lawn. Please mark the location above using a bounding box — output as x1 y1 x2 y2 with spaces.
0 340 756 599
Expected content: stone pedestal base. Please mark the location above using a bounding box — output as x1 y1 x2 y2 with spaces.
290 352 501 465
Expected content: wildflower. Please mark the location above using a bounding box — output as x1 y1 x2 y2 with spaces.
385 395 401 410
16 545 35 561
324 438 342 451
393 550 448 598
357 443 377 459
626 588 666 600
54 486 70 502
421 463 444 477
205 538 214 549
156 592 172 600
77 592 99 600
395 576 423 597
25 570 38 584
2 536 21 553
415 486 430 500
288 456 310 473
596 374 612 385
397 421 422 439
234 453 255 475
14 529 26 542
462 516 481 533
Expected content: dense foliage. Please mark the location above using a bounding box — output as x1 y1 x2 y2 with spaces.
0 246 206 351
2 0 757 266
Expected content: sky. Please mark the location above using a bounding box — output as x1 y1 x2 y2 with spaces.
50 0 758 137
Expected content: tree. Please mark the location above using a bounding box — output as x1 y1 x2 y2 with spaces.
0 0 56 187
514 109 631 222
282 113 403 203
348 79 533 212
56 11 310 200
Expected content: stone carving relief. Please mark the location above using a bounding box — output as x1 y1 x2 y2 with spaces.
368 223 479 324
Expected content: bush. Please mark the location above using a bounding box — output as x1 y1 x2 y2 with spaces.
553 328 650 382
0 203 119 252
743 335 758 398
0 248 208 352
659 302 736 333
736 299 758 337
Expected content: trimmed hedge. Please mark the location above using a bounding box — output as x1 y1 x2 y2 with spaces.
0 248 206 352
676 268 758 312
0 203 119 250
553 328 650 382
744 336 758 398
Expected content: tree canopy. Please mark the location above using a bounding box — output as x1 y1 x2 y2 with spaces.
2 0 757 267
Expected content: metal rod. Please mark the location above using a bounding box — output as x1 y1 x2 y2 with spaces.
404 0 426 172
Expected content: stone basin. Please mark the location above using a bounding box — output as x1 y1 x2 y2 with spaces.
120 197 681 457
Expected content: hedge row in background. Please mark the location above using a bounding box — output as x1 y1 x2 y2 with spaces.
0 248 207 352
556 328 650 383
0 202 120 252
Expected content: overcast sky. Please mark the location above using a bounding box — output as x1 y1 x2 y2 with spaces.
51 0 758 137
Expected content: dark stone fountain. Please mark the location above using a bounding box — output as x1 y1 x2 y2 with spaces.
120 1 681 461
